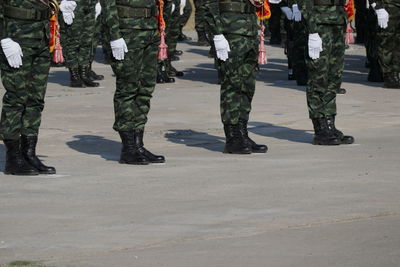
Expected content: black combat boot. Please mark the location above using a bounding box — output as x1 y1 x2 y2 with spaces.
311 117 341 146
21 135 56 174
174 50 183 56
118 131 149 165
196 31 209 46
288 68 296 80
223 124 252 154
336 88 347 94
166 60 184 77
69 67 85 88
329 116 354 144
367 59 384 82
157 61 175 83
3 139 39 175
88 64 104 81
133 129 165 163
178 33 192 42
238 120 268 153
80 65 100 87
383 73 400 89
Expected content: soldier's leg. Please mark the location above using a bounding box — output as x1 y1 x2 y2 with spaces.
0 47 40 175
377 3 400 88
178 0 192 41
327 25 346 94
89 16 105 81
366 7 384 82
293 22 308 86
194 0 208 46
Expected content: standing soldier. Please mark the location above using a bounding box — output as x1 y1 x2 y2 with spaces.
0 0 56 175
60 0 100 88
303 0 354 145
100 0 165 165
370 0 400 89
207 0 269 154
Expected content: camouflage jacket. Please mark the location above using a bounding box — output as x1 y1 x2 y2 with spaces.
0 0 50 41
99 0 158 41
370 0 399 9
206 0 259 37
302 0 347 34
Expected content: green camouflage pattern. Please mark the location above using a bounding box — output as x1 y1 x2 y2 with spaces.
302 0 347 34
180 0 192 30
306 24 346 119
164 0 181 57
60 1 97 68
376 2 400 74
220 34 258 124
100 0 159 131
0 0 50 41
194 0 207 33
0 1 51 140
372 0 397 9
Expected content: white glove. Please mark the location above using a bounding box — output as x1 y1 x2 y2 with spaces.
60 0 77 25
269 0 282 3
180 0 186 15
292 4 302 22
110 38 128 60
308 33 323 60
281 6 293 20
213 34 230 61
1 38 23 68
375 8 389 29
171 3 176 14
95 2 102 20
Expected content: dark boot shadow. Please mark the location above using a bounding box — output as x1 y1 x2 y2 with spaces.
66 135 120 161
165 129 225 152
248 121 314 144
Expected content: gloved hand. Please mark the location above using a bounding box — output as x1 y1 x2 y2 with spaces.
95 2 102 20
213 34 230 61
110 38 128 60
281 6 293 20
375 8 389 29
292 4 302 22
180 0 186 15
268 0 282 3
308 33 323 60
1 38 23 68
171 3 176 14
60 0 77 25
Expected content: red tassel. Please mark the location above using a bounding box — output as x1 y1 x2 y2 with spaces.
158 25 168 60
345 23 354 45
258 24 267 65
52 22 64 63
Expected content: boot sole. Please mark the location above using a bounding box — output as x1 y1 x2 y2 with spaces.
223 150 252 154
119 160 149 165
313 140 341 146
4 171 39 176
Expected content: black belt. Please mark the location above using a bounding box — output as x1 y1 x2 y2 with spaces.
4 5 49 21
117 6 157 18
219 2 256 14
314 0 345 6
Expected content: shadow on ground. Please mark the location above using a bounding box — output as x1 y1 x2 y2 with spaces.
66 135 120 162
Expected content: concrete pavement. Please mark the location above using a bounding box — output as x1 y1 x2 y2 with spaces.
0 32 399 266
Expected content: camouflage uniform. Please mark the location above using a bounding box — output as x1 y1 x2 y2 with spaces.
373 0 400 86
194 0 209 45
365 4 383 82
100 0 159 131
60 0 97 69
0 0 51 140
302 0 347 119
0 0 56 175
208 0 259 125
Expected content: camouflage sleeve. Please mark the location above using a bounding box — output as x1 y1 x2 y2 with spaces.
301 0 318 33
204 1 223 35
372 1 384 9
99 0 122 41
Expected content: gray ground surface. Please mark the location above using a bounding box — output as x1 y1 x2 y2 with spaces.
0 32 399 266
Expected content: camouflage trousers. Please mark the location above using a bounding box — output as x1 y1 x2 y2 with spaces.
164 1 181 57
220 34 258 124
292 22 308 77
194 0 207 33
61 8 96 68
111 30 159 131
306 24 346 119
0 40 50 140
377 2 400 74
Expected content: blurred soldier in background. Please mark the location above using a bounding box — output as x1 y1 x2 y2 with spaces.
370 0 400 88
60 0 100 88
